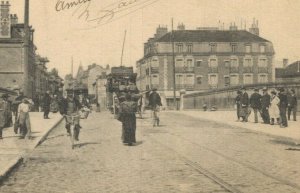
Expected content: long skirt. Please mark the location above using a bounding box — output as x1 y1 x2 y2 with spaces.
18 112 31 138
121 113 136 144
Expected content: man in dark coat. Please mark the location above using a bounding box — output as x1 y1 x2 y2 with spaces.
43 90 52 119
60 93 82 141
287 89 297 121
250 88 262 123
0 94 13 139
240 87 249 122
235 90 242 121
260 87 271 124
148 88 162 126
278 88 288 127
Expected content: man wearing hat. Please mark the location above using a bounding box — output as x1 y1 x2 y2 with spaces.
250 88 262 123
287 89 297 121
0 94 13 139
60 92 82 141
240 87 249 122
42 90 52 119
149 88 162 127
278 88 288 127
261 87 271 124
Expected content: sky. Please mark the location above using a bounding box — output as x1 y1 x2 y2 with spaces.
8 0 300 77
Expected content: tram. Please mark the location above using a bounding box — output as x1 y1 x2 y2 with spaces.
106 66 140 116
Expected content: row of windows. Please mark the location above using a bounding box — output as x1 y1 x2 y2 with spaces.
205 74 268 86
150 74 269 86
175 58 268 68
175 44 266 53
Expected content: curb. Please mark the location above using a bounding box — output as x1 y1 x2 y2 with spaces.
0 116 64 184
0 156 23 184
174 112 300 145
34 117 64 148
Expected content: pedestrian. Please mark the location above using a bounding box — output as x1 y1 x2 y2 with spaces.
137 95 143 118
269 90 280 125
60 92 82 141
235 90 242 121
118 93 137 146
239 87 249 122
287 89 297 121
0 94 13 139
250 88 262 123
12 91 25 118
17 98 33 139
148 88 162 127
50 94 59 113
32 95 40 112
278 88 288 128
261 87 271 124
43 90 52 119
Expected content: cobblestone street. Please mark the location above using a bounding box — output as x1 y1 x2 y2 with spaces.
0 111 300 193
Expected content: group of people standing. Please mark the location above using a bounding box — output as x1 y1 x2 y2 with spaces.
0 91 34 139
235 87 297 128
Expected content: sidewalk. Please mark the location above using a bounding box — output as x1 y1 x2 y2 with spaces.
174 110 300 143
0 112 63 181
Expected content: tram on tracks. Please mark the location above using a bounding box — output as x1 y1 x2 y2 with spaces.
106 66 141 117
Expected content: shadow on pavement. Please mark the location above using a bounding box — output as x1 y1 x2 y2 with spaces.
74 142 101 148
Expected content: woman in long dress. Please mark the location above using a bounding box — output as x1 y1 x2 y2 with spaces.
17 98 32 139
269 90 280 125
118 94 137 146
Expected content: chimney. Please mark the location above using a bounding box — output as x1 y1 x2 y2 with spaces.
10 14 18 25
229 22 238 31
0 0 11 38
249 18 259 36
177 23 185 30
283 58 289 68
154 25 168 39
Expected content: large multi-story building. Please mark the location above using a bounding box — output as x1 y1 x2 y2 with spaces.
0 1 37 98
136 22 275 108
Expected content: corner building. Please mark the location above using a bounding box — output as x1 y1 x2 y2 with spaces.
136 23 275 108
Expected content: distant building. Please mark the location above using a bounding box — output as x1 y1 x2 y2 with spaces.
136 21 275 109
0 1 37 97
35 55 49 95
276 60 300 82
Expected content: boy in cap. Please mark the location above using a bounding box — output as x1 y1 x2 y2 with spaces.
287 89 297 121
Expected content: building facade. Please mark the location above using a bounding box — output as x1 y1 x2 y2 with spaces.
0 1 37 98
136 22 275 108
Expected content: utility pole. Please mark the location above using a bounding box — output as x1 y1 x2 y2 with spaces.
120 30 127 67
23 0 30 97
171 18 177 110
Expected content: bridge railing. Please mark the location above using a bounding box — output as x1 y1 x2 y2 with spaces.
182 81 300 111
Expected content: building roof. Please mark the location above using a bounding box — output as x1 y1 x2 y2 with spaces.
276 61 300 78
157 30 270 43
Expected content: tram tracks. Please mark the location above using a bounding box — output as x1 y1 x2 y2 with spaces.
140 116 300 193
